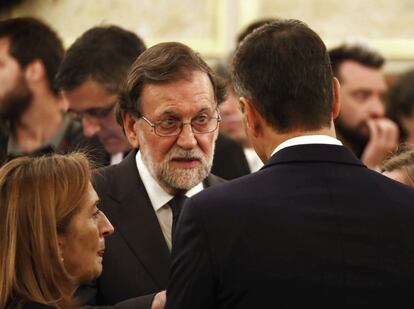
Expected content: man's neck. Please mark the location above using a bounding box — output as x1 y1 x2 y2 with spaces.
259 125 337 162
14 92 64 153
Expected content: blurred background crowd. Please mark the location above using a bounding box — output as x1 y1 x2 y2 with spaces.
1 0 414 176
2 1 414 308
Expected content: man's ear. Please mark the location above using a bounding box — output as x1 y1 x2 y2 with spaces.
332 77 341 120
24 59 45 85
122 111 140 149
240 97 263 137
399 115 412 133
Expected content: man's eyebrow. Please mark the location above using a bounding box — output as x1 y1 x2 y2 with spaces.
68 108 83 113
157 106 215 117
68 107 104 116
352 89 372 94
196 107 212 112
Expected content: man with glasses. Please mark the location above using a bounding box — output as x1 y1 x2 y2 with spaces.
86 42 224 308
56 25 146 165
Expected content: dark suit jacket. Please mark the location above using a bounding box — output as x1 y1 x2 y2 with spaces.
211 134 250 180
87 150 224 308
166 144 414 309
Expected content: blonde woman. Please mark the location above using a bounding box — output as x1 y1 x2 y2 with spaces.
381 147 414 186
0 153 113 308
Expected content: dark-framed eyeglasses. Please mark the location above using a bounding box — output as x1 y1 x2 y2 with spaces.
69 102 116 120
140 109 221 137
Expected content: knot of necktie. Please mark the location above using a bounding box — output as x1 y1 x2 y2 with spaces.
170 195 188 235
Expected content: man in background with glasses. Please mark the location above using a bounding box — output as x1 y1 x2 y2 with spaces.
56 25 146 165
83 42 224 309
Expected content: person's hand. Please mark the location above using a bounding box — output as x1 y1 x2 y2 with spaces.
361 118 399 169
151 291 166 309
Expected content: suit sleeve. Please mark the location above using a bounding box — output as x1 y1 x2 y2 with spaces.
82 293 156 309
165 198 216 309
77 278 156 309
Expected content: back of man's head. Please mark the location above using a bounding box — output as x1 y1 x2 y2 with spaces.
117 41 226 127
329 43 384 79
56 25 146 94
236 18 280 46
0 17 64 94
233 19 333 133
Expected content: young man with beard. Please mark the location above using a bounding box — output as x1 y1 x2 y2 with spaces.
0 18 97 162
56 26 146 165
84 42 225 309
329 43 399 169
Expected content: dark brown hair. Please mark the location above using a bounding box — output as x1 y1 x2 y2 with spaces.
329 43 384 79
0 17 64 95
56 25 146 94
386 69 414 141
233 19 333 132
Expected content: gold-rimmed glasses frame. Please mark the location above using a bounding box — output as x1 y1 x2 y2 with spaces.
140 108 221 137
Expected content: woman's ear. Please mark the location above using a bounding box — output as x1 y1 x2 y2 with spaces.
57 236 65 263
122 111 140 149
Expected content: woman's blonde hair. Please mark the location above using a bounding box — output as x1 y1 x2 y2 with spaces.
381 146 414 186
0 152 92 308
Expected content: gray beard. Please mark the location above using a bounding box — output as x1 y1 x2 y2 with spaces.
139 130 215 194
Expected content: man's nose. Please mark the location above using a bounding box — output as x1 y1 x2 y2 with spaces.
82 116 101 137
176 123 197 149
368 95 385 118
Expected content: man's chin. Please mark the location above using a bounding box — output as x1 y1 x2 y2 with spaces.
0 96 31 121
335 121 369 155
100 137 128 154
161 166 209 191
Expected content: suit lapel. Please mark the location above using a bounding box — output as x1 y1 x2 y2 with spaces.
99 152 225 288
203 173 226 188
104 151 170 288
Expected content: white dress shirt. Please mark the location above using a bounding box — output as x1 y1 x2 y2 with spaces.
136 151 203 250
110 152 124 165
271 135 343 157
244 147 264 172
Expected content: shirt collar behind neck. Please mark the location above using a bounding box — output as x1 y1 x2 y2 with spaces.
271 135 343 157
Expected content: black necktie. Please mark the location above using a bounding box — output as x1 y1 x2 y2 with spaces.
170 195 188 236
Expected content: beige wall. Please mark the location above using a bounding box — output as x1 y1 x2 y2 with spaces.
7 0 414 72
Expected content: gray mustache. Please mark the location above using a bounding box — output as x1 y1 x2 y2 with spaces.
168 148 204 161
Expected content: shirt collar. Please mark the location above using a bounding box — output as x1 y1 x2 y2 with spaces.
271 135 343 157
136 151 204 212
